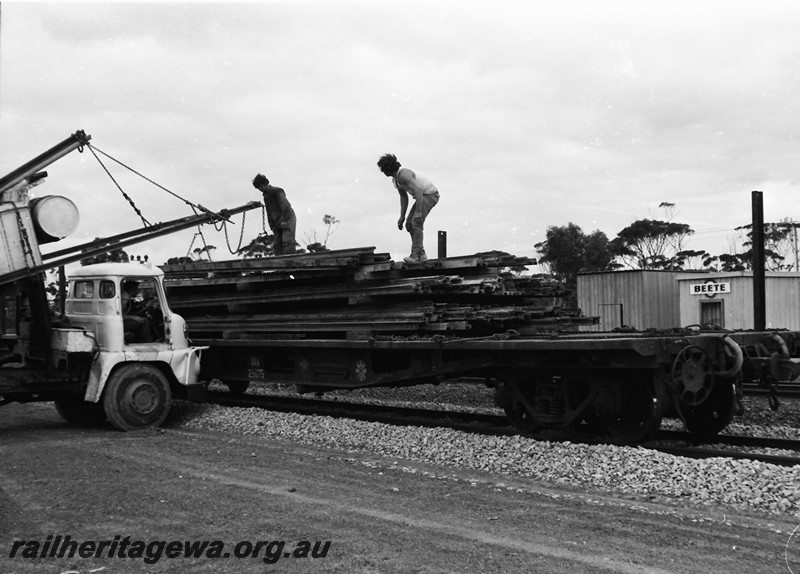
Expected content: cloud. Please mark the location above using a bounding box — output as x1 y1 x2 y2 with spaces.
2 1 800 267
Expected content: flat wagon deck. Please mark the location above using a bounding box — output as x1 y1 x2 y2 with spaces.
162 248 800 443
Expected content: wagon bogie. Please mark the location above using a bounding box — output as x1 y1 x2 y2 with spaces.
489 334 755 442
494 372 598 432
593 372 665 444
493 377 540 434
495 368 665 443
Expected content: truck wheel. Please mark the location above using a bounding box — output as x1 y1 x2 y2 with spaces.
103 364 172 431
54 396 107 426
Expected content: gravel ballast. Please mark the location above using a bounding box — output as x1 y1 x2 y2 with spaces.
169 387 800 519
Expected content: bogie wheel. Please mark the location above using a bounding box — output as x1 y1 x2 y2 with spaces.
225 381 250 396
54 395 107 427
103 364 172 431
569 406 606 436
676 378 736 438
594 374 664 444
671 345 714 406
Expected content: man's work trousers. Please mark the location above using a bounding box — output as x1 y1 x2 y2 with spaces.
272 211 297 256
405 191 439 257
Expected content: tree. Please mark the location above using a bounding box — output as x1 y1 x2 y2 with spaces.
702 221 795 272
535 223 614 288
736 221 794 271
237 232 277 259
303 214 340 253
235 232 304 259
656 201 692 254
165 256 193 265
192 244 217 261
703 252 750 272
610 219 694 269
672 249 710 270
305 242 328 253
80 240 130 266
44 268 66 314
584 230 617 272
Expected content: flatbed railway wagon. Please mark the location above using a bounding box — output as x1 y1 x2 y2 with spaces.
162 250 800 443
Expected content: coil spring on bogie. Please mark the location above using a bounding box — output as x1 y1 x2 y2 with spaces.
534 393 566 416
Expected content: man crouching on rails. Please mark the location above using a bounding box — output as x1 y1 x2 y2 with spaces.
377 153 440 263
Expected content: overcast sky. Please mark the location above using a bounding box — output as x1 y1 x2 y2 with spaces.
2 1 800 268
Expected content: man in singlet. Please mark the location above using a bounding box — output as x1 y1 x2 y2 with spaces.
252 173 297 255
377 153 440 263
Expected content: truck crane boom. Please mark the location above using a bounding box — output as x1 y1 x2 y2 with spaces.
0 201 260 288
0 130 91 195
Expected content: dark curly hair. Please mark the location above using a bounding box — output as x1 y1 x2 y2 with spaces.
377 153 401 174
252 173 269 188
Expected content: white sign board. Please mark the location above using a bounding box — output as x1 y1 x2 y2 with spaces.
689 282 731 296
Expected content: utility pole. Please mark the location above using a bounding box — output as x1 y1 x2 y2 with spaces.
752 191 766 331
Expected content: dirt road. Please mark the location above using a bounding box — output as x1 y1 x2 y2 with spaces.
1 402 798 574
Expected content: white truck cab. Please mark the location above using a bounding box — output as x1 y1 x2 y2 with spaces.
59 262 206 430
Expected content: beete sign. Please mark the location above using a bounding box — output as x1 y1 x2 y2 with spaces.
689 281 731 296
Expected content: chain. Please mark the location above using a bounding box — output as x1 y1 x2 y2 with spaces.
14 209 36 269
88 143 201 210
85 145 152 227
220 211 248 254
184 227 213 261
183 204 212 261
85 141 255 260
186 233 199 259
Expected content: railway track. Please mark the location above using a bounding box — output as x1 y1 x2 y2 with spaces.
744 381 800 398
205 390 800 466
206 390 514 435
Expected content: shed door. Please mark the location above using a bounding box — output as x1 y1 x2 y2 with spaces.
700 300 724 328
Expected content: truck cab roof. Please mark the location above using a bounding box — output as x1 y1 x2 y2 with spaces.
68 262 164 280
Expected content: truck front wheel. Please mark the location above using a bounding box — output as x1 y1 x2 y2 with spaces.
103 364 172 431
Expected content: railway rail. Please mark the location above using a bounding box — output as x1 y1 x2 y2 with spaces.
204 390 800 467
744 381 800 398
206 390 514 435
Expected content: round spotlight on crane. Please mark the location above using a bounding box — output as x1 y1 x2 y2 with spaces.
30 195 80 244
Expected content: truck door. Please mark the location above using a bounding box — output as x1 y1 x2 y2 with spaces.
121 278 165 344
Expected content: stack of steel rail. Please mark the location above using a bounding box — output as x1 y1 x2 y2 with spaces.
160 247 598 340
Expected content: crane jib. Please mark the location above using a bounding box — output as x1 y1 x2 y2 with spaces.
0 130 91 195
